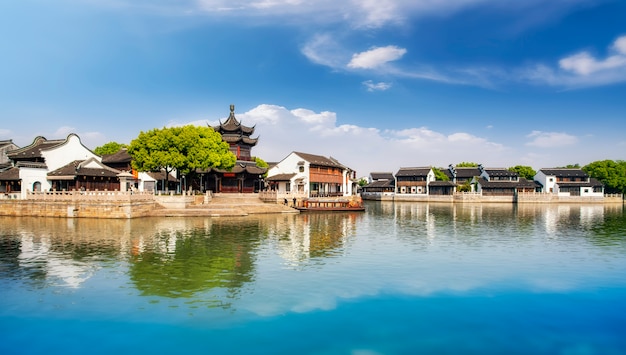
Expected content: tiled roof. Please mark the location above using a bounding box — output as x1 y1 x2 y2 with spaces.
48 159 122 179
209 161 267 175
7 136 65 159
428 181 456 186
213 105 255 135
395 167 431 177
484 169 518 177
267 173 297 181
146 171 178 182
101 149 132 164
370 172 394 181
478 177 540 188
539 168 588 178
221 134 258 146
16 161 47 169
0 167 20 180
293 152 347 169
454 167 481 178
363 180 394 188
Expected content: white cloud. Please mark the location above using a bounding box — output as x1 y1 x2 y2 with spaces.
525 131 578 148
348 46 407 69
300 33 349 69
362 80 392 91
520 34 626 88
559 35 626 76
190 104 515 175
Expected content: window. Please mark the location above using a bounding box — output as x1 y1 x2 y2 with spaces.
299 166 304 172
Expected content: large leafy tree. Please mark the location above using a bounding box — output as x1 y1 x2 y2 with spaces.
508 165 536 180
128 125 236 190
94 141 128 156
583 160 626 194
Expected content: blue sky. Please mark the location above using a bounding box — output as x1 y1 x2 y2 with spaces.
1 0 625 176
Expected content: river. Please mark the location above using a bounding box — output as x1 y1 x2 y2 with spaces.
1 202 625 354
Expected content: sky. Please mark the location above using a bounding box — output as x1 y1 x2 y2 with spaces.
1 0 625 177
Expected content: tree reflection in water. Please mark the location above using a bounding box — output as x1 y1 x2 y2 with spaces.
128 223 259 301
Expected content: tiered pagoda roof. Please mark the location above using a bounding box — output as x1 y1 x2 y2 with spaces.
213 104 258 147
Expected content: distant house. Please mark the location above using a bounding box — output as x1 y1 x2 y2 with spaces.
476 166 540 196
0 139 19 170
2 134 102 198
534 168 604 197
361 172 395 197
266 151 356 198
101 149 133 172
444 165 482 191
428 180 456 195
395 167 435 194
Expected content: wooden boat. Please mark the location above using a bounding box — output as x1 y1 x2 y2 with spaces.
296 197 365 212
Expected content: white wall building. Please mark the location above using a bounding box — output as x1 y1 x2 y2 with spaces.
267 151 356 198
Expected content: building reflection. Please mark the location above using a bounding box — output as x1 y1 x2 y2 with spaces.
0 213 363 299
261 213 361 267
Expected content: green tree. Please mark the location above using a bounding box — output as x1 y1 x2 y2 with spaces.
94 141 128 156
432 167 450 181
128 125 236 190
583 160 626 194
358 178 368 187
457 179 472 192
456 162 479 167
253 156 270 178
508 165 536 180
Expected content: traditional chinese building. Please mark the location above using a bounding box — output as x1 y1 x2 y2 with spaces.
201 105 266 193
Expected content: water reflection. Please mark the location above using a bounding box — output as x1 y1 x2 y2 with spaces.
273 212 361 266
0 203 624 310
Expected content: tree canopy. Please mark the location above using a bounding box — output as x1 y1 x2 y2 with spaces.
432 167 450 181
456 162 479 167
128 125 236 177
508 165 536 180
583 160 626 194
94 141 128 156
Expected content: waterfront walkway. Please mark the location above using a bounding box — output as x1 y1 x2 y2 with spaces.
150 193 299 217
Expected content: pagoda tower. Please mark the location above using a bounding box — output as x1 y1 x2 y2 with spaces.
213 104 258 162
202 105 267 193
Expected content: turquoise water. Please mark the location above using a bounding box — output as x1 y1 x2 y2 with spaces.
1 203 625 354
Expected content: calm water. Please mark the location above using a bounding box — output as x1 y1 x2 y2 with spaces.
1 202 625 354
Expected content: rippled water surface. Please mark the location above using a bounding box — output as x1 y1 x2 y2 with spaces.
1 202 626 354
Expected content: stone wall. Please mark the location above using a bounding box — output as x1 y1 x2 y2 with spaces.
0 200 158 218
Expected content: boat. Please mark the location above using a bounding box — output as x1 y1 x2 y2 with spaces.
296 197 365 212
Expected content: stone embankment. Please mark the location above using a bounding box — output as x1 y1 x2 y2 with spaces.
0 191 298 218
364 192 624 204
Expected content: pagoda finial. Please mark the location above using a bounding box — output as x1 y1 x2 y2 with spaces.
230 104 235 113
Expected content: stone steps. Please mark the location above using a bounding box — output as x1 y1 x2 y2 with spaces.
150 193 298 217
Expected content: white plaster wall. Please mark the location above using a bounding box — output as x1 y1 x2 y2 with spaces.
268 152 310 195
137 172 156 192
42 134 99 171
19 167 51 199
534 171 555 193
